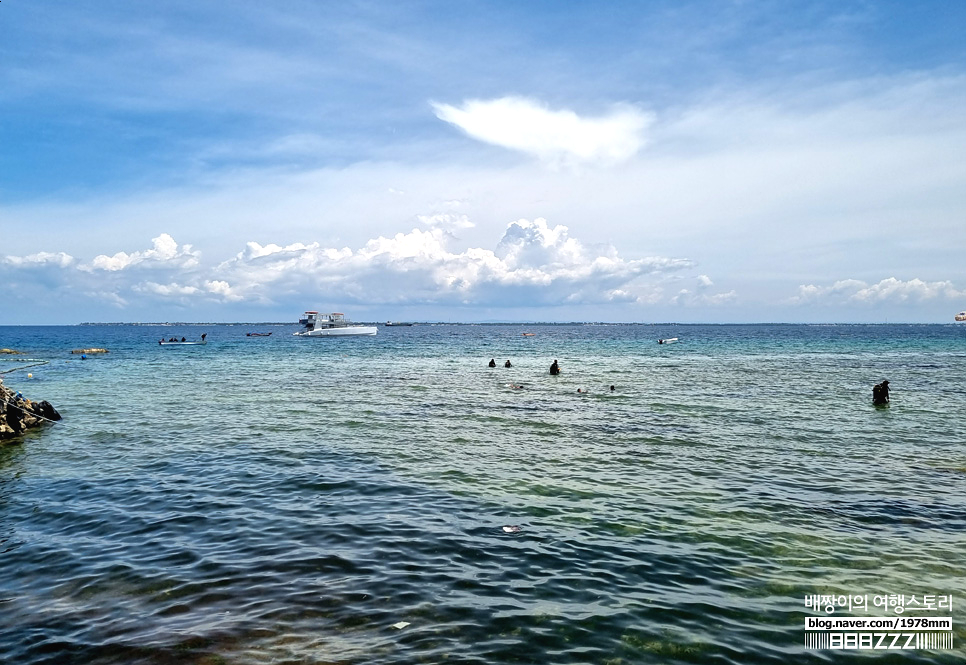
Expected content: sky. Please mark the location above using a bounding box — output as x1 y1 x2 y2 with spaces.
1 0 964 324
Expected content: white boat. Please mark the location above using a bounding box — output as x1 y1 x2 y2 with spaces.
956 311 966 322
159 338 207 346
294 312 377 337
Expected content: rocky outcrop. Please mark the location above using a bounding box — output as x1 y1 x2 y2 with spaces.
0 378 62 441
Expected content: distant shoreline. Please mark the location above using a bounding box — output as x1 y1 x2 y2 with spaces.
0 321 956 327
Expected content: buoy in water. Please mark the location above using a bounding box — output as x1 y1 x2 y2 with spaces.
27 373 32 378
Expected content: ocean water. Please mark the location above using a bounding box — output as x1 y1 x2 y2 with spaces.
1 323 965 664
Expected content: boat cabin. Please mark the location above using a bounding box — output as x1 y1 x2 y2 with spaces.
302 311 348 330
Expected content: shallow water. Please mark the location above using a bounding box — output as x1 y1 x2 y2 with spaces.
2 323 965 663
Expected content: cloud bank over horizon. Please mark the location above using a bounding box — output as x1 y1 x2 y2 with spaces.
792 278 966 305
1 218 709 319
4 215 961 323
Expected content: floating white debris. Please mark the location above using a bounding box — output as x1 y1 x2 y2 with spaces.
502 525 522 533
391 621 410 630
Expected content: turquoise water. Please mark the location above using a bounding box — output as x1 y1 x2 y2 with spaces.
1 323 965 663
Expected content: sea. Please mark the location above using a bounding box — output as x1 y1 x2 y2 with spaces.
1 323 964 664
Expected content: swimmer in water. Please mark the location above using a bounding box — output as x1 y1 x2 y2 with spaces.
872 379 890 406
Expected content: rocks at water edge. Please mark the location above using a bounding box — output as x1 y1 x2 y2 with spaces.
0 378 62 441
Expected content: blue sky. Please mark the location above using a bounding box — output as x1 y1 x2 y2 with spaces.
2 0 964 323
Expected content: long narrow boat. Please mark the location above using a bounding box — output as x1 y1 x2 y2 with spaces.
159 337 207 346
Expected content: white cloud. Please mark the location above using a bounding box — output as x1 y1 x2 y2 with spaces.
791 277 965 304
84 233 200 271
852 278 964 303
670 273 737 306
432 97 653 168
204 280 243 301
210 217 691 307
1 251 75 268
0 219 696 312
135 282 201 297
417 212 474 231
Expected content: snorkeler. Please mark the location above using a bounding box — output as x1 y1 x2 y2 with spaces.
872 380 890 406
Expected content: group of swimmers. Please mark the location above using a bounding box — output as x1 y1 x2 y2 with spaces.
495 360 891 405
489 357 554 373
489 357 616 394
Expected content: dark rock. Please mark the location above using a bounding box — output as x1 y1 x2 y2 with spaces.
1 380 61 441
31 401 62 422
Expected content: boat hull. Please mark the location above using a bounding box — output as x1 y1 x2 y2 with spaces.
294 326 377 337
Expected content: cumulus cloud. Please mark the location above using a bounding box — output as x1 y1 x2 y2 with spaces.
134 282 201 297
2 251 75 268
83 233 200 271
671 274 737 306
432 97 653 168
205 280 243 300
209 217 692 306
791 277 965 304
0 217 711 314
417 212 474 231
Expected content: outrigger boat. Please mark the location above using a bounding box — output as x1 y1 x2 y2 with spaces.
159 335 207 346
294 312 377 337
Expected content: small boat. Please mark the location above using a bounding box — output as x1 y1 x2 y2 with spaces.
294 312 377 337
160 334 208 346
658 337 679 344
246 332 273 337
956 311 966 322
385 321 413 327
521 332 535 337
